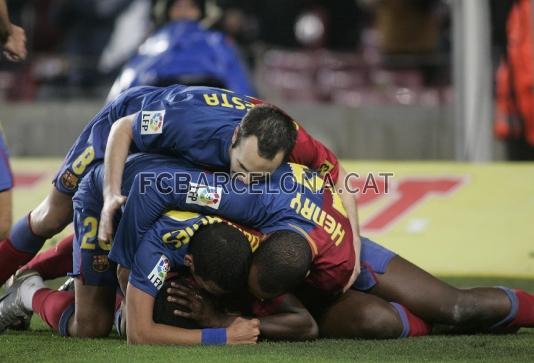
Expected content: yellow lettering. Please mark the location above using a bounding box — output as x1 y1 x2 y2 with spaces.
301 198 316 220
80 216 98 250
232 96 246 110
330 223 345 246
220 93 233 108
312 207 326 226
203 93 220 106
324 214 336 234
72 146 95 175
290 193 303 213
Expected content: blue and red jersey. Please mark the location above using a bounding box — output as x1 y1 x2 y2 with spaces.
55 84 340 195
109 158 354 293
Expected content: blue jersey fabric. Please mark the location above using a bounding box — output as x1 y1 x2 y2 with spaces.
54 84 260 195
71 153 193 286
109 20 255 100
129 212 236 297
109 158 355 292
0 126 12 191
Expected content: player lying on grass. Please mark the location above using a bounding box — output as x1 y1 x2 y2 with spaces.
0 217 317 344
113 158 534 339
111 159 355 295
160 226 534 339
0 84 361 290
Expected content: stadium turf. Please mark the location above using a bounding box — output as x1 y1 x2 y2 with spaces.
1 276 533 363
2 158 533 362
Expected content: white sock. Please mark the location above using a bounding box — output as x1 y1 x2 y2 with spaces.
20 275 45 311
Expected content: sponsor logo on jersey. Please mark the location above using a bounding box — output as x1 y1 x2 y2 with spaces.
140 110 165 135
186 182 222 209
148 254 170 290
318 160 334 176
60 170 79 190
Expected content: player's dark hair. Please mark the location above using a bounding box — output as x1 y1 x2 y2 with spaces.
235 104 297 160
189 223 252 293
252 230 312 296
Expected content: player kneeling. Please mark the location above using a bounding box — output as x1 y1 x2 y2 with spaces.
0 223 260 345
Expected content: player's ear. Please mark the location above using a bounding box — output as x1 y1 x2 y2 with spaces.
184 254 194 269
232 125 239 145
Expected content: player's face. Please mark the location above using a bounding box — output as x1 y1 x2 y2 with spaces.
230 134 285 185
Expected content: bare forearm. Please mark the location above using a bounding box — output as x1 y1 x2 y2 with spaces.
104 116 133 198
259 312 317 341
0 0 12 43
128 321 202 345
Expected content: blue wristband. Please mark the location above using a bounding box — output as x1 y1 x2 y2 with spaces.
201 328 227 345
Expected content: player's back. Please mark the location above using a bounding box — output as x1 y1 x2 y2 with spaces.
261 163 354 291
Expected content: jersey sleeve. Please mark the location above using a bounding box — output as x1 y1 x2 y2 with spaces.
129 235 171 298
131 101 181 152
109 172 188 268
110 170 269 267
289 124 340 183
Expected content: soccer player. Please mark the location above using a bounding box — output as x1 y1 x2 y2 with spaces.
111 160 356 294
0 85 361 290
169 232 534 339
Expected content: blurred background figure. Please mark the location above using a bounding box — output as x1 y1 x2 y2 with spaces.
0 0 533 161
107 0 255 101
492 0 534 160
0 0 26 241
0 0 26 62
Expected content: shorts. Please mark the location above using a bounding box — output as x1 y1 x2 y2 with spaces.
0 127 13 192
70 176 117 288
351 237 397 291
52 104 115 195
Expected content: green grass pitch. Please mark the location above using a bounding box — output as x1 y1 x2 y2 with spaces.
2 158 534 362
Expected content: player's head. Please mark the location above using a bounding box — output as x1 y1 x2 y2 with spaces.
248 230 312 300
184 223 252 295
230 104 297 184
152 0 205 25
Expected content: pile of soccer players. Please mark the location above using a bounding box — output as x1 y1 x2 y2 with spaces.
1 83 534 345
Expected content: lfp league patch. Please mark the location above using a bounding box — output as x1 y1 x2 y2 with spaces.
186 182 222 210
148 255 170 290
140 110 165 135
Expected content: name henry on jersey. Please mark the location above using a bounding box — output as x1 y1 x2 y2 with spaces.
290 192 346 246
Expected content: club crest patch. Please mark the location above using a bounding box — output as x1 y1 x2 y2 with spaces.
148 255 170 290
61 170 79 190
92 255 110 273
186 182 222 209
140 110 165 135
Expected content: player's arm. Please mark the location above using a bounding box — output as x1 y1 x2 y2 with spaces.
336 165 361 292
0 0 26 62
253 294 318 341
168 284 317 341
290 124 361 291
99 114 135 242
126 283 260 345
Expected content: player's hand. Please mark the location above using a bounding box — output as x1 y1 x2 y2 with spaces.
98 194 127 242
343 234 361 293
2 24 27 62
226 317 260 345
168 282 228 327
